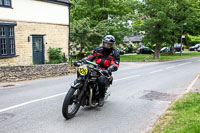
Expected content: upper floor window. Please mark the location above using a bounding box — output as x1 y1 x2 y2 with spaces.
0 0 11 7
0 25 16 57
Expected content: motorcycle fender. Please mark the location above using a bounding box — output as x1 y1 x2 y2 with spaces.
71 82 82 88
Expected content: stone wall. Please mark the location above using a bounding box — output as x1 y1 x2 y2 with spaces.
0 20 69 66
0 63 75 82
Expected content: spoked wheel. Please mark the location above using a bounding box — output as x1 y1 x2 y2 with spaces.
62 88 81 119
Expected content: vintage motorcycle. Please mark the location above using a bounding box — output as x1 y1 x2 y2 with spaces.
62 60 112 119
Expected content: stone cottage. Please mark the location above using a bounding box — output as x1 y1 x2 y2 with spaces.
0 0 71 66
123 35 144 44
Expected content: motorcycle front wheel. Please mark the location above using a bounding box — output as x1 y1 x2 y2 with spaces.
62 88 81 119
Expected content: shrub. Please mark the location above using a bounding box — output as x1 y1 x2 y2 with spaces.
124 43 134 53
47 47 67 64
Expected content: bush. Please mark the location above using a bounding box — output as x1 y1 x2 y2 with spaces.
124 43 134 53
47 47 67 64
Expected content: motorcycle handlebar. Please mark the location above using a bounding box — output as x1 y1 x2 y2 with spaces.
74 60 98 67
85 60 98 66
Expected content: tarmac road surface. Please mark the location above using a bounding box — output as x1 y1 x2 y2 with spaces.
0 57 200 133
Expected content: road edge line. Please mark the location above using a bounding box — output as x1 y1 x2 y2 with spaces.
185 73 200 93
144 73 200 133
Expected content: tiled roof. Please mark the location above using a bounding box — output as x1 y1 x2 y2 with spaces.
123 35 143 42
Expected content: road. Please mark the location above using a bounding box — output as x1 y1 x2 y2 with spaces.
124 50 198 55
0 57 200 133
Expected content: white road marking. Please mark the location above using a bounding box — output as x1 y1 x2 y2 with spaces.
176 62 192 66
114 75 141 82
166 57 198 63
165 66 175 69
0 60 197 113
0 75 141 113
149 69 163 74
165 62 192 70
0 92 66 113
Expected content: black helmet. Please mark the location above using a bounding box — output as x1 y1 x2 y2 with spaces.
103 35 116 48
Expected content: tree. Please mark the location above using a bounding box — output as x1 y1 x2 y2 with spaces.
186 34 200 46
70 18 105 57
70 16 135 56
136 0 200 59
70 0 140 53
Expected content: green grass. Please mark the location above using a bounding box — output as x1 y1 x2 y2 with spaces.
152 92 200 133
120 52 200 62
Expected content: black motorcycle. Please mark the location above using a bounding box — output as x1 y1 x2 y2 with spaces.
62 60 112 119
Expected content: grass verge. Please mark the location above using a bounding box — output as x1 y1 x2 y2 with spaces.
121 52 200 62
152 92 200 133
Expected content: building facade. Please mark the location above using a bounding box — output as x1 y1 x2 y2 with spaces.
0 0 71 66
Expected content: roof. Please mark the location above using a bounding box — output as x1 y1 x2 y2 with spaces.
45 0 72 6
123 35 143 43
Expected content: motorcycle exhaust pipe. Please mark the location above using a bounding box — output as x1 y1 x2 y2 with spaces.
89 87 98 107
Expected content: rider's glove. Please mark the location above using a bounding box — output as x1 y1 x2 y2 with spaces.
102 70 111 76
73 61 81 67
107 65 118 72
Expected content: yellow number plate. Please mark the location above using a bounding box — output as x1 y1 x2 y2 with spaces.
78 66 88 76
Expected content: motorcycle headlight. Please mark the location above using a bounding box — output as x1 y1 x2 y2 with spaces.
78 65 88 76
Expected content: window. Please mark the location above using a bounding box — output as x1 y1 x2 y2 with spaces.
0 0 11 7
0 25 16 57
10 39 14 54
0 27 5 36
0 38 6 55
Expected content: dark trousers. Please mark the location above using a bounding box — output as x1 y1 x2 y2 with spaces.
98 75 107 98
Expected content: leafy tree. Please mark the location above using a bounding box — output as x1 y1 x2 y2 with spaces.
69 0 140 54
70 0 199 59
70 17 107 57
136 0 200 59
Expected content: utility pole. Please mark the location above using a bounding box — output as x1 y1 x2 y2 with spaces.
180 23 187 56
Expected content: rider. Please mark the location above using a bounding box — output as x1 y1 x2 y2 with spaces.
74 35 120 107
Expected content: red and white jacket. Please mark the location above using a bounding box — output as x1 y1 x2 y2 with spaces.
81 46 120 72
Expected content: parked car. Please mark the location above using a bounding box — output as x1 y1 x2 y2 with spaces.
136 46 154 54
197 47 200 52
119 50 125 55
174 43 184 52
160 47 171 53
189 44 200 51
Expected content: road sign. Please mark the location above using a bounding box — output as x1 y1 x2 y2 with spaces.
182 34 185 38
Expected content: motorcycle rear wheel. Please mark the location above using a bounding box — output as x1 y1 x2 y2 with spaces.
62 88 81 119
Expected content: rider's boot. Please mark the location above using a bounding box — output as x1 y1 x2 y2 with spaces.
98 97 104 107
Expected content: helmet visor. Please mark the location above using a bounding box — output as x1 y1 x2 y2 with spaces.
104 42 113 47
